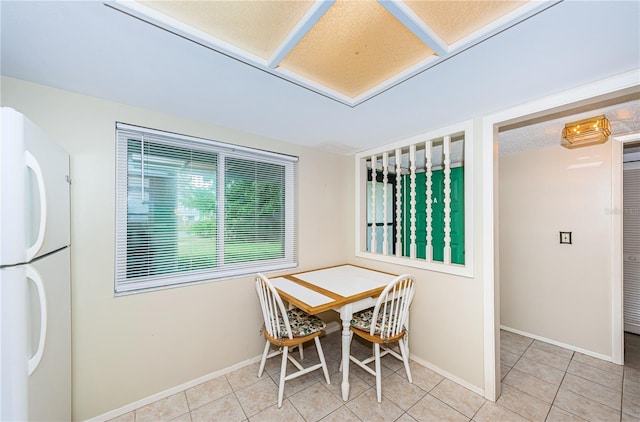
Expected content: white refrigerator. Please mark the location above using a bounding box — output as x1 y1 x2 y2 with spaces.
0 107 72 421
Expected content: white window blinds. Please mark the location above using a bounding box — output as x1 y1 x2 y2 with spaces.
115 123 297 294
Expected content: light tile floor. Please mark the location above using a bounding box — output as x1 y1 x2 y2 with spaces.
109 330 640 422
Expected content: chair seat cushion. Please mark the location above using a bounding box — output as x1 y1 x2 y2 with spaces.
283 308 326 338
350 307 402 336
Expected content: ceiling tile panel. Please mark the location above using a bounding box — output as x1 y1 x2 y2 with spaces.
141 0 314 60
278 0 435 98
405 0 527 45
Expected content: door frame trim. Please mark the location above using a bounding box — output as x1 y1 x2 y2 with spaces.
612 130 640 364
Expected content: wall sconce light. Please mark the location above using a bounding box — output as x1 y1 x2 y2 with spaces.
561 115 610 149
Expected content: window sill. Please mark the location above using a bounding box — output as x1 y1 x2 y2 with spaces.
355 251 473 278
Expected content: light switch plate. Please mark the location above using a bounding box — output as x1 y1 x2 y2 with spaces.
560 231 572 244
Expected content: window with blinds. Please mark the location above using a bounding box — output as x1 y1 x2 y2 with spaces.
115 123 297 294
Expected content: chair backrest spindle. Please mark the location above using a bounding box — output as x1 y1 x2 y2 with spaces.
370 275 415 340
256 273 293 340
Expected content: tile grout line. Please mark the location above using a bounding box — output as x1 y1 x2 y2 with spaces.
182 392 192 422
544 350 573 422
499 337 531 388
567 358 626 394
500 336 594 422
182 391 191 416
234 389 252 422
620 365 627 420
504 338 551 422
527 340 576 422
404 368 483 421
427 388 475 422
226 372 253 422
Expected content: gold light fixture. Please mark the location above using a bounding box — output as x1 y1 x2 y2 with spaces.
561 115 611 149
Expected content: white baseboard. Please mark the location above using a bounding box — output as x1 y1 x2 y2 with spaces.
500 325 613 363
88 323 344 421
86 354 265 422
90 322 482 421
408 353 484 396
326 320 484 395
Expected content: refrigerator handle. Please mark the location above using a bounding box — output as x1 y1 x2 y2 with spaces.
25 151 47 261
26 265 48 376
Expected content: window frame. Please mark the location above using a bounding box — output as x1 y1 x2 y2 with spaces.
115 122 298 294
354 120 474 278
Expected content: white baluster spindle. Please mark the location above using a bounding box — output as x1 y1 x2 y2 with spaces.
370 155 377 253
409 145 417 259
443 136 452 264
382 152 389 255
425 140 433 262
395 148 402 256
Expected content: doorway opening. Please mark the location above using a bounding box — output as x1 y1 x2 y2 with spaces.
481 71 640 401
621 138 640 369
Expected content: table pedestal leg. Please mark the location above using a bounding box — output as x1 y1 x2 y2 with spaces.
340 308 352 401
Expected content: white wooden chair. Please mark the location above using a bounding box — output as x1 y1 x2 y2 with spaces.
255 273 331 408
348 274 416 402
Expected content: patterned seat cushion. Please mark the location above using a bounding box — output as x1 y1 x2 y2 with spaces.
280 308 326 338
350 307 402 336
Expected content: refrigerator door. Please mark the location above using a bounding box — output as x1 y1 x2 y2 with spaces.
0 107 70 266
0 107 27 266
0 265 29 422
22 111 71 260
27 247 71 421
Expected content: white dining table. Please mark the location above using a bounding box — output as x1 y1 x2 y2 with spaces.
270 264 396 401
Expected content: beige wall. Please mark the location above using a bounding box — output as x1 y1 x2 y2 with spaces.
345 118 489 391
1 77 351 420
499 142 613 355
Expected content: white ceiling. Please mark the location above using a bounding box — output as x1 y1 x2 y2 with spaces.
1 1 639 155
108 0 542 106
